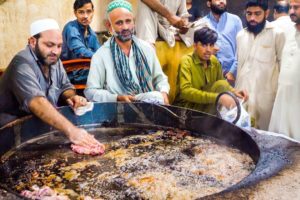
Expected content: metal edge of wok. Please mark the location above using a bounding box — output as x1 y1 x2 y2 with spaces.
0 102 298 199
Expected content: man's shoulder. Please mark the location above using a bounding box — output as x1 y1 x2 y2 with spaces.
135 37 154 49
181 52 194 61
10 48 34 68
236 27 249 37
265 22 285 36
92 40 111 59
226 12 241 21
4 49 37 81
62 20 79 33
202 14 210 21
210 55 221 66
64 20 77 28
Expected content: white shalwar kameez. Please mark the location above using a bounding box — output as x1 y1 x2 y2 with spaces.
269 26 300 140
235 22 285 130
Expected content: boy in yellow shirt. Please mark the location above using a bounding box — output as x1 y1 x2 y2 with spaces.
174 27 248 114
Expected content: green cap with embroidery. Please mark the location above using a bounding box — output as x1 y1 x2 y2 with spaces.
107 0 132 13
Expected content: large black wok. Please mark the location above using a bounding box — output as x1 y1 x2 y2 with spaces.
0 102 298 199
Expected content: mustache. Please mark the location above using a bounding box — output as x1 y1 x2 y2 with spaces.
120 29 132 34
249 20 257 24
47 53 59 59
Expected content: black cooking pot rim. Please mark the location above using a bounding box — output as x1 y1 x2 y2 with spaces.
0 102 296 199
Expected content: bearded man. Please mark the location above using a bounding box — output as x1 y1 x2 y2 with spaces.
235 0 285 130
0 18 102 149
269 0 300 140
202 0 243 85
84 0 170 104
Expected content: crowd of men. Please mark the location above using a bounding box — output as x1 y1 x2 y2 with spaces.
0 0 300 150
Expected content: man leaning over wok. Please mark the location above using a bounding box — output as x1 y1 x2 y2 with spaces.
0 18 105 155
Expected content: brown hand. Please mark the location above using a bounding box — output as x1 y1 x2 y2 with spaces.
168 15 188 29
234 90 249 102
66 95 87 109
117 95 135 102
225 72 235 83
67 127 104 149
219 94 236 109
161 92 170 105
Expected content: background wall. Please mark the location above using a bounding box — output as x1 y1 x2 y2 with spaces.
0 0 137 70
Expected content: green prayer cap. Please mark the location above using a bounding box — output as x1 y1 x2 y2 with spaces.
107 0 132 14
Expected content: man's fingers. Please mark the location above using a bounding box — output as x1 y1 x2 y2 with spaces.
66 99 74 107
129 96 135 102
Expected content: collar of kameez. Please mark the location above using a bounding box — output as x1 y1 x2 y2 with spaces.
76 20 91 35
107 0 132 14
192 52 211 67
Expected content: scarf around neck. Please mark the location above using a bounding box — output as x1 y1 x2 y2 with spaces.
110 36 153 95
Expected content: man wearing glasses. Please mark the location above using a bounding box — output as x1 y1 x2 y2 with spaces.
61 0 100 60
235 0 285 130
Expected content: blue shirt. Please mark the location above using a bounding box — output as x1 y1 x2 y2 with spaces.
203 12 242 76
61 20 101 60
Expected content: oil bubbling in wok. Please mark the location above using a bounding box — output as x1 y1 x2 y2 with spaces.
0 126 255 200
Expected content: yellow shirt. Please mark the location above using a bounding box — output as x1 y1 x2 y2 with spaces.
174 52 233 113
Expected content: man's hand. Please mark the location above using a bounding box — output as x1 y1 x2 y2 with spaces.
67 127 105 149
168 15 188 29
66 95 87 109
28 97 103 149
178 27 189 34
225 72 235 83
233 90 249 102
117 95 135 102
161 92 169 105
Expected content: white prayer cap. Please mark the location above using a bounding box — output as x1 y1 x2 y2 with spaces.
30 18 60 36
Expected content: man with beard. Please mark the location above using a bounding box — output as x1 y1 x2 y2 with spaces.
0 18 103 150
269 0 300 140
202 0 243 85
61 0 100 60
235 0 285 130
84 0 170 104
271 0 295 38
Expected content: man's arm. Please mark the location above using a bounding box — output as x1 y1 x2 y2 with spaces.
179 57 219 104
61 89 88 109
84 52 119 102
227 17 243 79
141 0 187 28
28 96 101 147
275 29 286 71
